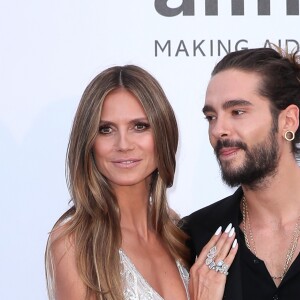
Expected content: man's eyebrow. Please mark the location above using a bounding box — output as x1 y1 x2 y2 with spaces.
223 99 253 109
202 105 215 114
202 99 253 114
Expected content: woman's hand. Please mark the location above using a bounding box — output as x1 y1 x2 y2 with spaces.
188 223 238 300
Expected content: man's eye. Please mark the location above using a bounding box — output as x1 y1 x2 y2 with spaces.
99 126 112 134
204 115 216 122
232 110 244 115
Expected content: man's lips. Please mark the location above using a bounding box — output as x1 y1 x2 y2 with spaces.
218 147 240 158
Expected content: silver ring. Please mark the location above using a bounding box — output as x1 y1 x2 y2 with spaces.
205 257 213 266
216 260 224 267
219 263 229 275
208 261 216 270
215 260 225 272
205 246 218 270
207 246 217 259
205 246 229 275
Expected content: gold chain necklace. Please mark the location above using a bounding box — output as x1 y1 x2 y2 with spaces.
242 196 300 280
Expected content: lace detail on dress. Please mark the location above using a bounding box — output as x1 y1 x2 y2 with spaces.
119 249 189 300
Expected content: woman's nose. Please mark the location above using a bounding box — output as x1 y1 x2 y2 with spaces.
115 131 135 152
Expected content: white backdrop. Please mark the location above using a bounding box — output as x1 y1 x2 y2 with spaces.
1 1 299 299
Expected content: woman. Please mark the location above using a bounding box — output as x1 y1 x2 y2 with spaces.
45 65 238 300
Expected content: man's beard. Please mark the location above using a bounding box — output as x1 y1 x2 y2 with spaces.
214 129 279 189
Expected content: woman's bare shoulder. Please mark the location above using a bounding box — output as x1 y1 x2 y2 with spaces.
47 223 88 300
48 223 74 258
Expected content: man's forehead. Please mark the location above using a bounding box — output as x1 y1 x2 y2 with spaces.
204 70 264 108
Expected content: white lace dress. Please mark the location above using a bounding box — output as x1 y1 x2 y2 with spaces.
119 249 190 300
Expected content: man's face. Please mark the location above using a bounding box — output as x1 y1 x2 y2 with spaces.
203 69 280 188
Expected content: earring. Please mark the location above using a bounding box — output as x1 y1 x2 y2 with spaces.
284 130 295 141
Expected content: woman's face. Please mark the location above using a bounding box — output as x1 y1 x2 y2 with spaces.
93 88 157 190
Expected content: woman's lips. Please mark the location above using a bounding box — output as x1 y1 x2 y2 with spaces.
112 159 141 168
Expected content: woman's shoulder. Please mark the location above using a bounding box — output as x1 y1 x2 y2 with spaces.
46 223 88 300
47 222 77 282
48 220 74 253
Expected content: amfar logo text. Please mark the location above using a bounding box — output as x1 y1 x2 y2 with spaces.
155 0 299 16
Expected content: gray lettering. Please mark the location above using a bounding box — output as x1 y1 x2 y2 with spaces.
258 0 270 15
264 39 273 48
206 0 218 16
155 40 171 56
264 39 299 51
287 0 299 15
235 39 248 50
218 40 231 56
264 39 283 48
193 40 206 56
206 0 244 16
175 40 189 56
286 39 299 51
154 0 194 17
154 39 299 57
232 0 244 15
156 0 299 16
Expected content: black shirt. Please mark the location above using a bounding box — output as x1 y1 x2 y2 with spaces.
239 228 300 300
182 187 300 300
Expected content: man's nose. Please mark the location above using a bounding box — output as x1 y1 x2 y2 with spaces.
210 116 231 140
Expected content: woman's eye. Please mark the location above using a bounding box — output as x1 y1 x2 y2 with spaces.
99 126 112 134
135 123 150 131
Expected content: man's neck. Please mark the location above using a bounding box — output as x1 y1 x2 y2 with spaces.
242 159 300 224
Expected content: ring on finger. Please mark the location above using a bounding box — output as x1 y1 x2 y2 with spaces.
216 260 224 267
205 246 217 266
208 261 216 270
207 246 217 258
218 263 229 275
215 260 224 272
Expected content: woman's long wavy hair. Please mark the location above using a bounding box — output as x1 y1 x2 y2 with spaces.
45 65 190 299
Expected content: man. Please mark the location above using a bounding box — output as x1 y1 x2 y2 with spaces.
183 47 300 300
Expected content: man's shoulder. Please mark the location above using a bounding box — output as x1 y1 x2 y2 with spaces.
187 192 236 218
180 187 243 260
182 187 243 228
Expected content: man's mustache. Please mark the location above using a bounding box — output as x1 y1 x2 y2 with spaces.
214 139 248 157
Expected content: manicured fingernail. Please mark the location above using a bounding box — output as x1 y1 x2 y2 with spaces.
228 227 235 237
215 226 222 235
232 239 237 249
225 223 232 233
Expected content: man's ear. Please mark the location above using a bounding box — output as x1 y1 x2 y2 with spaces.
280 104 299 135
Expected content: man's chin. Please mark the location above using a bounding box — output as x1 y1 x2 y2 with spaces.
222 178 241 188
219 166 243 187
220 172 241 187
219 159 241 171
